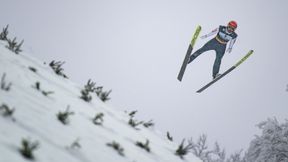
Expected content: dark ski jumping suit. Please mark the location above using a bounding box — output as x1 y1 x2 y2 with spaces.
188 25 237 78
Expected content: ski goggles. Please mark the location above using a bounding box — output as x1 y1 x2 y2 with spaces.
227 26 236 31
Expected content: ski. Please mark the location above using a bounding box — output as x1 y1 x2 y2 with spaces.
177 25 201 81
196 50 254 93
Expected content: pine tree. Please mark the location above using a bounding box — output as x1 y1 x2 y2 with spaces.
19 138 39 160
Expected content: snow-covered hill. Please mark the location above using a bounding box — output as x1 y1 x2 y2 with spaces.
0 40 201 162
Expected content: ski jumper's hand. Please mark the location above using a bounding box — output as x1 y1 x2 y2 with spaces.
227 38 237 53
226 48 232 53
200 35 208 39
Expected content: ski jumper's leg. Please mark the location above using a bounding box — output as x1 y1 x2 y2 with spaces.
212 44 226 78
188 39 214 64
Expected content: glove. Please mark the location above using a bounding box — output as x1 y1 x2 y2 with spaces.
200 35 207 39
226 48 232 53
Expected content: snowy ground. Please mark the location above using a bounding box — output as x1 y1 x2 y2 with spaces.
0 40 201 162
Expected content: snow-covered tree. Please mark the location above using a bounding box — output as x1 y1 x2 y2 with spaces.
189 118 288 162
187 134 227 162
245 118 288 162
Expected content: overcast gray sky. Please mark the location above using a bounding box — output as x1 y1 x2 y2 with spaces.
1 0 287 154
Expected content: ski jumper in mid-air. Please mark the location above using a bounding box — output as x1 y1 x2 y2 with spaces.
188 21 238 79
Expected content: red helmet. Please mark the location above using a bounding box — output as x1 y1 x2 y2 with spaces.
228 21 237 29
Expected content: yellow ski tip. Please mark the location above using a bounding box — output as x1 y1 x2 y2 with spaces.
190 25 202 47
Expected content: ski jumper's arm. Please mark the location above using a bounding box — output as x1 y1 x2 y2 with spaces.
227 37 237 53
201 28 219 39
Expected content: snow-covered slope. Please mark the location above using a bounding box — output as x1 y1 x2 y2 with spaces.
0 40 201 162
